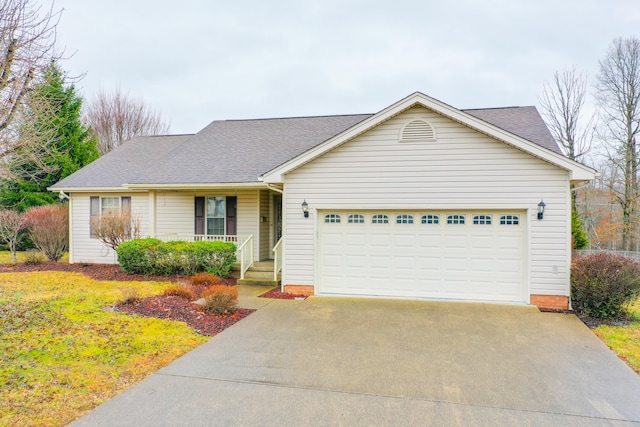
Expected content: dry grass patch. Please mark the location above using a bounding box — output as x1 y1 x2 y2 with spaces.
0 271 209 426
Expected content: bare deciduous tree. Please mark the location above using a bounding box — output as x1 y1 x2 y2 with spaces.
0 0 62 164
90 210 142 251
595 37 640 251
0 209 27 263
84 87 170 154
539 67 594 162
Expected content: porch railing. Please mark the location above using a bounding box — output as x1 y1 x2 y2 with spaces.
272 237 283 281
237 235 254 279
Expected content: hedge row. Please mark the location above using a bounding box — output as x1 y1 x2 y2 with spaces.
117 238 237 277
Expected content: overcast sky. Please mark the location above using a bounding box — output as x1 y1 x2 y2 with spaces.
51 0 640 134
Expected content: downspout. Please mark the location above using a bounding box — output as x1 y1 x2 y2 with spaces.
58 191 73 263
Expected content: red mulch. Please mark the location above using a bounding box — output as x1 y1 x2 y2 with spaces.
1 262 245 336
260 288 308 300
116 296 253 336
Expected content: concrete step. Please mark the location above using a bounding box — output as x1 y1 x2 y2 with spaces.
249 262 275 272
243 270 278 281
236 279 280 287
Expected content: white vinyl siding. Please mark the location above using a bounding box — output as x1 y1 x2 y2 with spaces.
282 105 570 298
70 192 149 264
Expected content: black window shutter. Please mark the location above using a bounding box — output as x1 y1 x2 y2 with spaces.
226 196 237 235
90 196 99 238
194 197 205 235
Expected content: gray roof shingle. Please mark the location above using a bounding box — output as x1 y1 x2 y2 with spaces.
50 105 561 190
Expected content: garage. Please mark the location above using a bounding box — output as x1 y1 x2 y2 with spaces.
318 210 526 303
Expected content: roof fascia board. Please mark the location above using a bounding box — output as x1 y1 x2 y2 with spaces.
124 182 268 190
261 92 596 182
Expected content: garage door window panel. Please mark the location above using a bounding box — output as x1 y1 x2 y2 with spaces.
372 214 389 224
473 215 492 225
447 215 465 225
396 214 414 224
324 214 341 223
422 214 439 224
348 214 365 224
500 215 519 225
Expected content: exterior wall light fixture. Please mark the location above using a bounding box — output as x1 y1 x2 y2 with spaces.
302 200 309 218
537 200 546 220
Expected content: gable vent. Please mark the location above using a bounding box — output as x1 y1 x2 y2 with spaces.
400 119 436 142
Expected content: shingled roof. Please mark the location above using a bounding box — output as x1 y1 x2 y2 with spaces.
50 105 560 190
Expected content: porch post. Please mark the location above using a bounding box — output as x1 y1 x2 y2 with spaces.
148 191 156 237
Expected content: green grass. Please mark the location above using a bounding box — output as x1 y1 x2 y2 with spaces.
593 298 640 375
0 271 209 426
0 250 69 263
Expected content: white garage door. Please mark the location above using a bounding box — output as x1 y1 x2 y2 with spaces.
318 211 525 302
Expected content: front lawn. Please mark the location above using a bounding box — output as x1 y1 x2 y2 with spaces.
592 298 640 374
0 271 210 426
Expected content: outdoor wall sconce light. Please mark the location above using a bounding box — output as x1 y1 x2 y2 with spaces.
302 200 309 218
537 200 546 220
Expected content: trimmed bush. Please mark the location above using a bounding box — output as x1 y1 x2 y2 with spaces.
201 285 238 315
190 272 224 287
163 282 197 300
571 253 640 318
117 238 236 276
117 238 161 274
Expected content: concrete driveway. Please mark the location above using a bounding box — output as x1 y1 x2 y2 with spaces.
71 297 640 426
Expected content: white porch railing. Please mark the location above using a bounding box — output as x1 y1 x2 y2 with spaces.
154 234 252 275
272 237 283 281
237 235 254 279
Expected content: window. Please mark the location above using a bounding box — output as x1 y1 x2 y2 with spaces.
101 197 120 216
447 214 465 225
372 214 389 224
348 214 364 224
421 214 439 224
473 215 492 225
500 215 519 225
396 214 414 224
324 214 341 224
207 196 226 235
90 196 131 238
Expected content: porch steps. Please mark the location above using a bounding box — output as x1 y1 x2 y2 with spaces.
236 261 281 287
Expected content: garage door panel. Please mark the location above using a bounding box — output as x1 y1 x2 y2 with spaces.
319 210 525 303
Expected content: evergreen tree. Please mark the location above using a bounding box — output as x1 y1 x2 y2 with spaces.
572 209 589 250
0 62 100 211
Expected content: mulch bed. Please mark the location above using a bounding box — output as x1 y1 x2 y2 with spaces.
260 288 308 300
116 296 253 336
0 262 244 336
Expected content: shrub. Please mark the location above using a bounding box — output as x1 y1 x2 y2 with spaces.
23 252 46 265
119 286 140 304
201 285 238 315
190 272 224 287
163 282 197 300
117 238 161 274
571 253 640 318
117 238 236 276
24 204 68 262
0 210 27 264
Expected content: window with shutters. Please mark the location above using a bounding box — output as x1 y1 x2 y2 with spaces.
207 196 226 235
89 196 131 238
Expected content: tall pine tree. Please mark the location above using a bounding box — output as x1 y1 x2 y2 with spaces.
0 62 100 211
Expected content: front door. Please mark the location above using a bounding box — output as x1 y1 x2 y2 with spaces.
273 194 282 242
